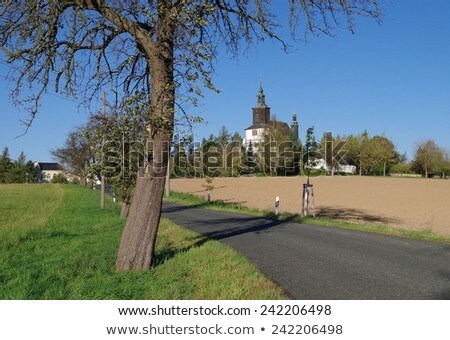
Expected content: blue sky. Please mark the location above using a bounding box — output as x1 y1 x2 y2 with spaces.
1 1 449 162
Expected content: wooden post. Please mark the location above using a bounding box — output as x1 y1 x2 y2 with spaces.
302 183 315 217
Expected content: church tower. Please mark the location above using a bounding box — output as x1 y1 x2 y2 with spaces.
291 112 299 142
252 83 270 127
244 84 271 149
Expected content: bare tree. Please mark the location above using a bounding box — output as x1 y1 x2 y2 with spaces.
51 129 93 186
1 0 382 270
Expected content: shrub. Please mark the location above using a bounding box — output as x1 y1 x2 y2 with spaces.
390 163 413 174
51 173 68 184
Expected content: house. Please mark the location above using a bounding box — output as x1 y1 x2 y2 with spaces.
243 84 299 149
33 162 65 182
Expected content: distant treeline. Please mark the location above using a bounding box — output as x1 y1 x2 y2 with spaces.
171 127 450 179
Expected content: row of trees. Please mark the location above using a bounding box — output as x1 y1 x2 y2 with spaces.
0 148 41 184
171 127 450 178
330 131 403 176
51 94 148 217
329 133 450 178
171 121 302 178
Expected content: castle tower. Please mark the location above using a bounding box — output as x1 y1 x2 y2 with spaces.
291 112 299 142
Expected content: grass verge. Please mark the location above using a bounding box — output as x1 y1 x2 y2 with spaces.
165 191 450 244
0 184 285 299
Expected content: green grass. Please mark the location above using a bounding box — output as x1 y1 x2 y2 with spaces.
165 191 450 244
0 184 285 299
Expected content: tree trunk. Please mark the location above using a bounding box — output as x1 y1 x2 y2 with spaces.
120 202 130 218
115 166 166 270
115 128 171 270
116 131 172 270
115 3 175 271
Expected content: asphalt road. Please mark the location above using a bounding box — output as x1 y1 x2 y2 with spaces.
162 202 450 300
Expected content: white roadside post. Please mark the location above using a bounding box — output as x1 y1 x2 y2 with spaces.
275 196 280 216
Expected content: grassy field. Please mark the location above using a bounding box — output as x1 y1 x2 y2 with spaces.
0 184 285 299
165 191 450 244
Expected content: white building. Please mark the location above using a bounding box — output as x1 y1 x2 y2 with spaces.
33 162 65 182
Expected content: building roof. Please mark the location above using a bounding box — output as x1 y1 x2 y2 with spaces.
245 122 267 130
245 120 291 131
35 162 64 171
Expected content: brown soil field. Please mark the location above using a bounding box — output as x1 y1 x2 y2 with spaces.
170 176 450 237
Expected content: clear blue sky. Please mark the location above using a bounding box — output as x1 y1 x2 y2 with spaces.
1 1 449 162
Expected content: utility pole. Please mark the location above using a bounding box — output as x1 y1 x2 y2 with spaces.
100 91 106 209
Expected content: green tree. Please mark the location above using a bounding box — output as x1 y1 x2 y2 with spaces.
243 141 257 175
390 162 413 175
26 161 42 183
202 139 224 177
0 147 12 183
224 133 244 177
106 97 147 216
342 132 400 176
357 130 373 175
231 132 243 143
302 127 322 182
370 135 400 176
6 152 28 183
172 134 191 178
261 118 296 176
443 149 450 178
412 140 445 178
217 126 231 147
1 0 382 270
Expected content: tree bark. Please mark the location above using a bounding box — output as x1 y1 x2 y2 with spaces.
116 127 171 270
120 202 130 218
115 167 166 270
115 127 172 271
115 1 175 271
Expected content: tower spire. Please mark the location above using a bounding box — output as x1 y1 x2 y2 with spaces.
256 82 266 107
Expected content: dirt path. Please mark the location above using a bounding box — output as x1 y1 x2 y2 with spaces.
170 176 450 237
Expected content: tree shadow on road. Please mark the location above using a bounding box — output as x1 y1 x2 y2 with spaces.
153 210 294 267
163 202 299 241
163 201 297 221
202 217 292 240
316 206 401 225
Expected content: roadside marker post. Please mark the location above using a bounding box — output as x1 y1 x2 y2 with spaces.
275 196 280 215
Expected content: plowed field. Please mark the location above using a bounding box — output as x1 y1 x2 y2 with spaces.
170 176 450 236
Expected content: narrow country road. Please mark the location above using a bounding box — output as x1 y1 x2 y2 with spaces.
162 202 450 300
